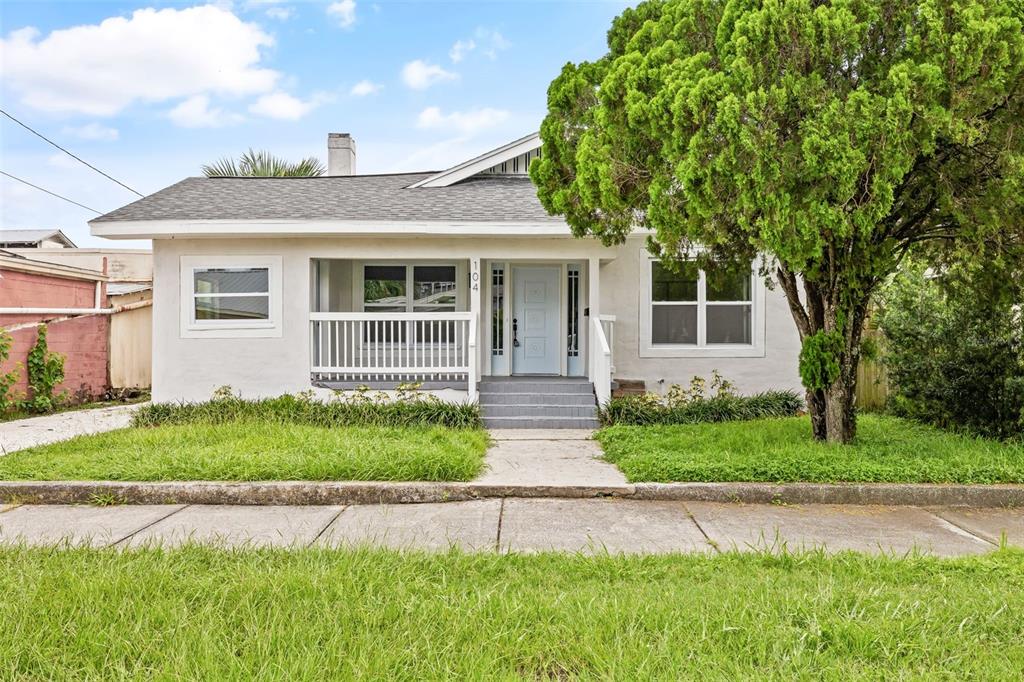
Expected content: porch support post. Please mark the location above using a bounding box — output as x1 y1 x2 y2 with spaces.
468 257 481 402
587 256 600 381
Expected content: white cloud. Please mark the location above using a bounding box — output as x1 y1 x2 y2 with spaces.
265 6 293 20
449 39 475 63
0 6 278 116
350 80 382 96
401 60 458 90
416 106 510 136
249 91 328 120
326 0 356 28
475 28 511 59
169 95 244 128
61 123 119 142
448 28 510 64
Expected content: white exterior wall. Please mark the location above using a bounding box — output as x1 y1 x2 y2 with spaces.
602 236 803 395
152 235 802 403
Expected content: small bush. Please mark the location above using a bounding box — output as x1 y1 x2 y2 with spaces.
133 386 482 430
0 329 20 413
22 324 65 414
600 373 803 426
877 263 1024 439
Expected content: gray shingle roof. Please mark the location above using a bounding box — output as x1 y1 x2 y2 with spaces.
0 229 76 247
90 173 562 224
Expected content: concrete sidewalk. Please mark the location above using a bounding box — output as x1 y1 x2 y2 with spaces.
1 500 1019 555
477 429 626 487
0 404 142 454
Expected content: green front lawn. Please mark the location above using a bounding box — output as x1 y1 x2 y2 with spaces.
0 422 488 481
598 414 1024 484
1 546 1021 678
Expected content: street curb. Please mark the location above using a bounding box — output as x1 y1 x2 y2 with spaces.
630 482 1024 508
1 480 1022 508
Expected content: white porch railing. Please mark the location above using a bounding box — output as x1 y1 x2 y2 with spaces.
592 316 613 406
599 314 615 375
310 313 477 394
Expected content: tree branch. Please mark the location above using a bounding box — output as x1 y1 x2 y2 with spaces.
776 265 811 339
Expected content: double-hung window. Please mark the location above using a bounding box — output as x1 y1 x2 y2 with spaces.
180 256 282 338
644 258 758 354
193 268 270 322
651 261 700 345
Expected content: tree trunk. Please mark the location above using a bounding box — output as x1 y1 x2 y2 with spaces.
823 379 857 443
776 266 867 444
806 388 827 440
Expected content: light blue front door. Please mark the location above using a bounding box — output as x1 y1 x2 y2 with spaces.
512 265 561 375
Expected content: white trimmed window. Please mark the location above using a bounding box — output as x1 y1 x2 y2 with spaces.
640 256 764 357
180 256 282 338
362 264 458 313
359 263 460 343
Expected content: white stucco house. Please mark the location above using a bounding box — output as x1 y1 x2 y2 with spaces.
90 132 802 427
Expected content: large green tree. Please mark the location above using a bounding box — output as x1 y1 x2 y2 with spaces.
532 0 1024 442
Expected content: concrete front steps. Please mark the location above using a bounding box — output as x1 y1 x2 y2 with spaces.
479 377 600 429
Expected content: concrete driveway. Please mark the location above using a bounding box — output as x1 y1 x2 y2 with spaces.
0 403 142 454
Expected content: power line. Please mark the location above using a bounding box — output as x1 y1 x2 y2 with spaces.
0 170 103 215
0 108 145 198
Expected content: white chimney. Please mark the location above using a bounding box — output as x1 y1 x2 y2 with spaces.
327 133 356 175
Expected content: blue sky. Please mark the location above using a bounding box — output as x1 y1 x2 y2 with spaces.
0 0 627 247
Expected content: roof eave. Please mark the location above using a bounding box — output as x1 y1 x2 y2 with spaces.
90 218 573 240
408 132 542 189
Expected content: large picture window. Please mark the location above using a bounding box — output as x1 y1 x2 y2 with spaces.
649 260 753 347
361 263 459 343
362 264 457 313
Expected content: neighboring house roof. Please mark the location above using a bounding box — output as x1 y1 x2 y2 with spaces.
0 229 77 248
89 172 561 224
107 282 152 296
0 248 106 281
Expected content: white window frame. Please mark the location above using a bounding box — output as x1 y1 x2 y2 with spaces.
639 252 766 358
180 255 283 338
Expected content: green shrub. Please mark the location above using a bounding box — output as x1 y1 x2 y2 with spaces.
0 329 20 413
877 264 1024 439
133 386 482 430
600 373 803 426
22 324 65 414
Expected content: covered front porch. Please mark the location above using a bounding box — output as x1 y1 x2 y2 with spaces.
309 257 614 402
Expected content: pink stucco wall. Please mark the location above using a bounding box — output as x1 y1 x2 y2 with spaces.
0 268 110 402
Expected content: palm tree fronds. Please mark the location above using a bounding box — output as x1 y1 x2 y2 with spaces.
202 149 325 177
201 157 241 177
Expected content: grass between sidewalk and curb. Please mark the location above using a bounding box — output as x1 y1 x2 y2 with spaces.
598 414 1024 484
0 422 488 482
1 546 1022 678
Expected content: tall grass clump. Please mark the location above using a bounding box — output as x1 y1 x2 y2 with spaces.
134 385 481 430
601 372 802 426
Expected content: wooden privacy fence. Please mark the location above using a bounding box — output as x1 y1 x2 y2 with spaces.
109 290 152 390
855 326 889 410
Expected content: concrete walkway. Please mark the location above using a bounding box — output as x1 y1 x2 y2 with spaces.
0 404 142 454
1 500 1019 555
477 430 626 487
